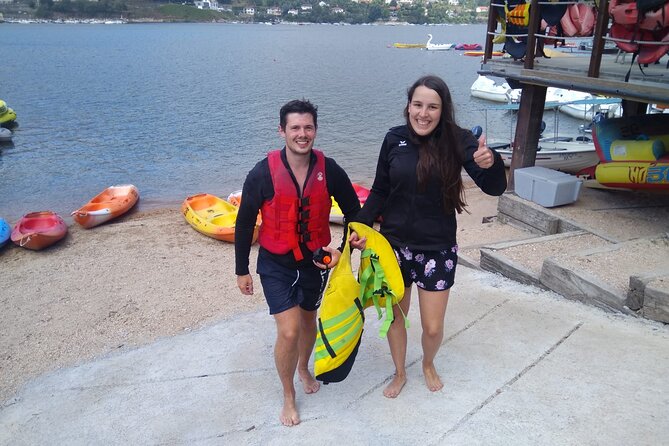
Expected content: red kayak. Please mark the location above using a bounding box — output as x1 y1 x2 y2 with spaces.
11 211 68 250
455 43 483 51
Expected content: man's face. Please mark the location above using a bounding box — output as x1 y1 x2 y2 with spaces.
279 112 317 156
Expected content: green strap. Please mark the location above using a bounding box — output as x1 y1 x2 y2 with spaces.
359 250 382 319
357 248 410 338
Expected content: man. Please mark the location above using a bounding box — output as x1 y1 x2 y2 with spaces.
235 99 360 427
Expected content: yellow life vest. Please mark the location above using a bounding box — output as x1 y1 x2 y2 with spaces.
314 222 407 384
506 2 530 27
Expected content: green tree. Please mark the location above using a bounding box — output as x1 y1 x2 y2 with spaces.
367 4 384 22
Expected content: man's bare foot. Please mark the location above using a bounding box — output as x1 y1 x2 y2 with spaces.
280 398 300 427
298 369 321 394
383 373 407 398
423 363 443 392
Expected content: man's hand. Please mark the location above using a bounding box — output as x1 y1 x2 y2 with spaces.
237 274 254 295
473 134 494 169
313 246 341 270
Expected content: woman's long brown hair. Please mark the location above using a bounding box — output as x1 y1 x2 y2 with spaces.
404 75 467 214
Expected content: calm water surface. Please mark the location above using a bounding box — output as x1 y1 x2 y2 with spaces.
0 23 580 221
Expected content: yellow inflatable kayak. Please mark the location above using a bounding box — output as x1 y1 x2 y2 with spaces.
181 193 260 243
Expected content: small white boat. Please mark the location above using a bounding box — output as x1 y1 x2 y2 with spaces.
425 34 453 51
491 137 599 174
0 127 12 143
508 88 622 120
647 103 669 114
507 87 566 108
470 75 512 103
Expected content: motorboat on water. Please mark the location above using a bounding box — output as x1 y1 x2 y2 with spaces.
470 75 512 103
425 34 454 51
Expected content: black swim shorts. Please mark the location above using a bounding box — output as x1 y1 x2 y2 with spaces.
256 249 330 315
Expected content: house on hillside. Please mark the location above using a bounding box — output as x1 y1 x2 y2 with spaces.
267 6 281 16
194 0 219 9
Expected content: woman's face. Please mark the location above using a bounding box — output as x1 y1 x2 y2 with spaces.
408 86 442 136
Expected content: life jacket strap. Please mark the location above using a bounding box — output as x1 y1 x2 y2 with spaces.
359 248 409 338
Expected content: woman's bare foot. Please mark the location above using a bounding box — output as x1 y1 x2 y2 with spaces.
423 363 443 392
383 373 407 398
298 369 321 394
280 397 300 427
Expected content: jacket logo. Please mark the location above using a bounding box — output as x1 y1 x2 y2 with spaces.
317 172 324 181
399 140 407 147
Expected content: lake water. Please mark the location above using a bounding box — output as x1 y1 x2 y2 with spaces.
0 22 581 222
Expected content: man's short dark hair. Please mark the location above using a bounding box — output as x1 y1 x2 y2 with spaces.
279 99 318 130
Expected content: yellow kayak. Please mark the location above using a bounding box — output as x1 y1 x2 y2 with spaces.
182 193 260 243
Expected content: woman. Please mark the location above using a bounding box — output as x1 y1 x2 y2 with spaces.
351 75 507 398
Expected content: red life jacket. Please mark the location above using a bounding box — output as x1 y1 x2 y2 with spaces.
258 149 332 261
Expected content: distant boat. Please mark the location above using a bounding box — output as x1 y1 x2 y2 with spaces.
0 99 17 128
425 34 453 51
470 75 512 103
455 43 483 50
393 42 425 49
463 50 505 57
507 88 622 120
0 127 12 143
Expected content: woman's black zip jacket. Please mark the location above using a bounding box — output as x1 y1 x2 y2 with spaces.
356 125 507 251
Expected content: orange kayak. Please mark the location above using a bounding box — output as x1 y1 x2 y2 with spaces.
11 211 68 250
464 50 505 57
71 184 139 229
182 193 260 243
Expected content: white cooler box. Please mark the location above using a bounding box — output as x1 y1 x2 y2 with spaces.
514 166 582 207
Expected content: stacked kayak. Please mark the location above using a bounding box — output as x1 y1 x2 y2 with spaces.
182 193 260 243
71 184 139 229
0 99 17 128
11 211 68 250
330 183 370 225
0 218 10 247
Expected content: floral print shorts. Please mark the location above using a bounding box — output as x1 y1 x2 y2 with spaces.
393 244 458 291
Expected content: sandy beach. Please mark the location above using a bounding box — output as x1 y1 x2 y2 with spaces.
0 180 527 404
